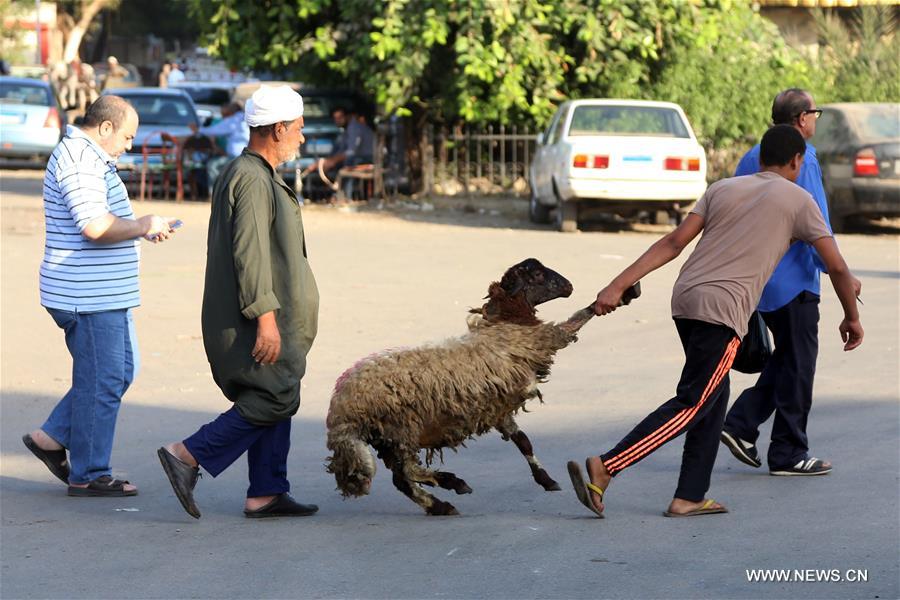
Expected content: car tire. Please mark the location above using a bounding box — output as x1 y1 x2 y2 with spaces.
556 198 578 233
529 189 552 224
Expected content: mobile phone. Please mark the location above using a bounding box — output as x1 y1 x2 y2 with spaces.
148 219 182 241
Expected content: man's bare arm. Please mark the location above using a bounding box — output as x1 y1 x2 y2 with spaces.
812 236 863 351
82 214 175 244
594 213 704 315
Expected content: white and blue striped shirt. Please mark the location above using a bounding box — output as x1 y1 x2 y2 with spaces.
40 125 141 312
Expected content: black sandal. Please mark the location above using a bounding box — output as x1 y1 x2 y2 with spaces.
22 434 69 484
68 475 138 497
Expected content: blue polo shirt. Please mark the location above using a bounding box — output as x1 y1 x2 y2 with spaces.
734 144 831 312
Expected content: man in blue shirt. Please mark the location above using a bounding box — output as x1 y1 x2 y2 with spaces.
189 102 250 189
720 89 861 476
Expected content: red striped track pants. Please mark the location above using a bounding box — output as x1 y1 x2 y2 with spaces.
601 318 740 502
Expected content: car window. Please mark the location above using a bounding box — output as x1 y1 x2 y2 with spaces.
549 106 569 144
0 82 52 106
544 109 563 144
180 87 232 105
846 105 900 140
568 105 689 138
811 111 837 150
122 95 197 126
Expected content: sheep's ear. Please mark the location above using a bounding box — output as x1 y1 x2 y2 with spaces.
499 270 526 297
485 282 504 300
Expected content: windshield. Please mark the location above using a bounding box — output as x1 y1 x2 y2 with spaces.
0 82 52 106
847 105 900 140
568 105 690 138
123 95 197 126
179 87 232 106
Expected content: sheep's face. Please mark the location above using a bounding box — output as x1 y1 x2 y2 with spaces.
500 258 573 307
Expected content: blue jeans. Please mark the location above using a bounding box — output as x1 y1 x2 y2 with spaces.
183 407 291 498
41 308 138 484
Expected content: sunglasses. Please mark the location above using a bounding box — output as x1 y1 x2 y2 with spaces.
795 109 823 120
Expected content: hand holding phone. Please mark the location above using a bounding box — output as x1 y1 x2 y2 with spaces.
148 218 182 242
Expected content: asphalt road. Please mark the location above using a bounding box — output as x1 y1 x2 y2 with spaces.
1 169 898 599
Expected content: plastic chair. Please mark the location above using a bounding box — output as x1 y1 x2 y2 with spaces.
139 131 179 200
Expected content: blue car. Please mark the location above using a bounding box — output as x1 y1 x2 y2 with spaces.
0 76 66 164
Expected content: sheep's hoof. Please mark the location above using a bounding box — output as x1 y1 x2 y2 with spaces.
454 482 473 495
427 500 460 516
534 471 561 491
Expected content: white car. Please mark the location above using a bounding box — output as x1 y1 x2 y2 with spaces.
529 99 708 231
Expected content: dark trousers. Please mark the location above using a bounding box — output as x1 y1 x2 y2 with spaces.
601 319 740 502
184 407 291 498
724 291 819 469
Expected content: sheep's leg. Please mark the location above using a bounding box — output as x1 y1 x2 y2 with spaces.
410 463 473 495
497 415 561 491
381 448 460 516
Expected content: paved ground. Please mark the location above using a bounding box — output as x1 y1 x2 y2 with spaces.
1 168 898 599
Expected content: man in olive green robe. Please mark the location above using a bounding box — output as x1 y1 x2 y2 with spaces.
158 85 320 519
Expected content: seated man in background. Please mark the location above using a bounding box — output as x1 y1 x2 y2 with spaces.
188 102 250 190
304 106 375 200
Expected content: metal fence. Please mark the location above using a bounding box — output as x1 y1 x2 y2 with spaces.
423 125 538 197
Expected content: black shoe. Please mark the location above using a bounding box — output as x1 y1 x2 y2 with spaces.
22 434 70 484
157 447 201 519
244 493 318 518
770 457 832 476
720 430 762 468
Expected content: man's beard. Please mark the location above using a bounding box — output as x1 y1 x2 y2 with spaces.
277 144 298 165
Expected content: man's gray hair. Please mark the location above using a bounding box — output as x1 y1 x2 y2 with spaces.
249 120 294 138
82 95 134 129
771 88 812 125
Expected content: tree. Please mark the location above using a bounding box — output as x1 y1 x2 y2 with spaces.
813 6 900 104
0 0 30 64
57 0 120 63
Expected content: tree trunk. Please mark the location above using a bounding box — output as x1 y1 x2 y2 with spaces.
62 0 112 63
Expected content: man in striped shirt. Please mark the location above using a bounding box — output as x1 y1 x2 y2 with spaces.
22 95 178 497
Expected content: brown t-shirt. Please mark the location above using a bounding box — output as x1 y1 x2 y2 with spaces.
671 171 832 338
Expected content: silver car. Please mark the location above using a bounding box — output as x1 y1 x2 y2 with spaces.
0 76 66 164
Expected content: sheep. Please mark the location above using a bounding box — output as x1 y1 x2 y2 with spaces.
325 258 639 515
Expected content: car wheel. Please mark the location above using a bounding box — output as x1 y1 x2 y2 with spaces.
529 189 552 224
556 198 578 233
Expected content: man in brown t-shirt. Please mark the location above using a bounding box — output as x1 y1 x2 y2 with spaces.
566 125 863 519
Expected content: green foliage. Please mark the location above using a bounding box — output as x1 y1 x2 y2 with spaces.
0 0 31 64
185 0 896 162
813 7 900 104
650 2 815 150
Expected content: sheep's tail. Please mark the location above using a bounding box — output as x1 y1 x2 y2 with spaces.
325 425 377 498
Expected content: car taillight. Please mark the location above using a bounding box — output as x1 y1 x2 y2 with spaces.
853 149 879 177
665 157 701 171
572 154 609 169
43 107 61 130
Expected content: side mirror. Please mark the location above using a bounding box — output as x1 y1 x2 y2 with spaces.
203 116 213 127
536 132 545 146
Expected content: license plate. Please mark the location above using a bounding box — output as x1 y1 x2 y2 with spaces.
623 155 652 163
0 113 24 125
894 161 900 176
